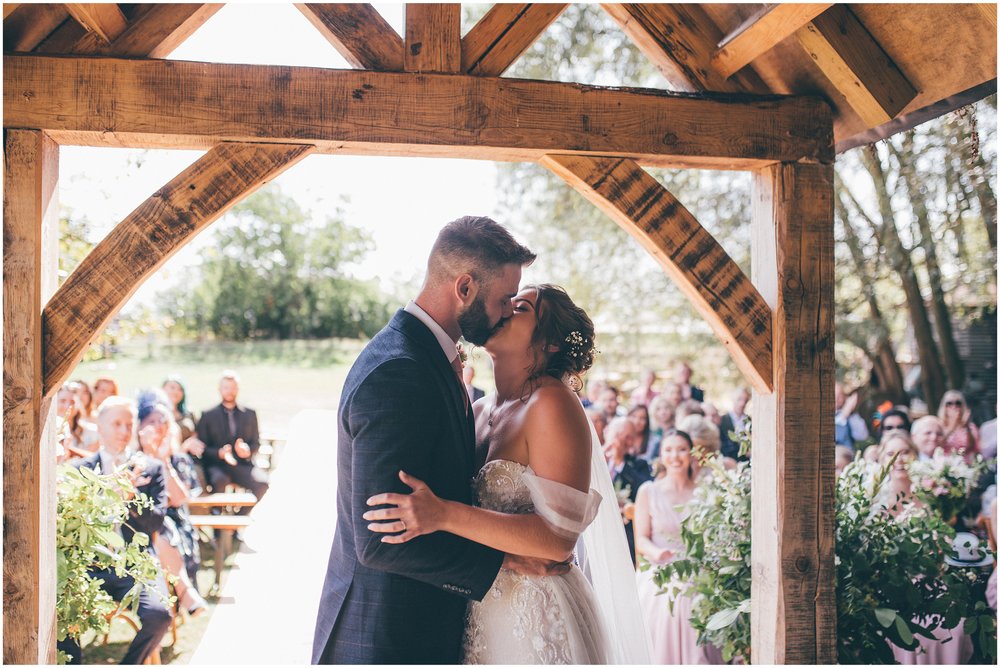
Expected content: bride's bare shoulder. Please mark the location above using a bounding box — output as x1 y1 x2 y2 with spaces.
524 381 590 434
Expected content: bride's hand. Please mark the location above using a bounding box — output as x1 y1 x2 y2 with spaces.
364 471 448 543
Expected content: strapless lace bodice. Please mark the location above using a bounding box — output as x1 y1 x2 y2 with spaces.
462 459 608 664
471 459 535 515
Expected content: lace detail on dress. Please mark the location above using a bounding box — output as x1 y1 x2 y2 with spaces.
463 459 579 664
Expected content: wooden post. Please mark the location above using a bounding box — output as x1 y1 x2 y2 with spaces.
750 162 837 663
3 129 59 664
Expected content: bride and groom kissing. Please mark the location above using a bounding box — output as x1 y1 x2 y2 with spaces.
312 216 648 664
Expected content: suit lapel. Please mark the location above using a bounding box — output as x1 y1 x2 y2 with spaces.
389 311 474 473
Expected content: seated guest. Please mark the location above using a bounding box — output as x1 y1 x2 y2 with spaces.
662 382 684 407
938 390 980 461
56 382 99 456
92 376 119 412
630 368 659 407
604 416 652 564
162 376 205 459
196 371 269 504
581 377 608 409
462 365 486 403
701 402 721 427
136 391 207 617
719 387 751 461
911 416 947 460
674 399 705 423
835 382 869 451
597 384 624 420
71 378 97 429
678 414 727 474
627 405 653 459
643 395 676 461
673 361 704 402
835 445 855 476
878 408 911 441
586 406 608 445
57 397 172 665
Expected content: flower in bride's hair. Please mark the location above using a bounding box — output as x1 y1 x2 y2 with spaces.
564 330 588 358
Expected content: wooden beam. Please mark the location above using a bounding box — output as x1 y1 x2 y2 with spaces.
4 55 835 169
295 4 404 71
404 3 460 73
978 3 997 30
63 3 128 44
750 161 836 664
712 3 834 80
461 3 566 76
4 3 21 20
600 3 767 93
795 4 918 127
542 154 774 392
3 129 59 665
837 78 998 153
41 143 313 396
37 3 222 57
3 3 69 52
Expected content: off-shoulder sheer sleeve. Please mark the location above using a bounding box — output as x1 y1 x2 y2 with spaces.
521 470 602 541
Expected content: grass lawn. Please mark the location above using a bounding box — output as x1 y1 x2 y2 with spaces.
72 338 365 436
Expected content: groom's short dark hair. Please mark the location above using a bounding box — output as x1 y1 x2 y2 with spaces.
428 216 535 283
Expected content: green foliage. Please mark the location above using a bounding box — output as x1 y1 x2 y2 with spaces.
56 464 167 665
908 454 989 524
159 187 390 341
653 452 997 664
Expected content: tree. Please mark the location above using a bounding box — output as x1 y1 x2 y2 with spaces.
160 187 390 340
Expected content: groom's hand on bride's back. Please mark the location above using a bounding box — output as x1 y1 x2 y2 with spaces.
502 553 571 577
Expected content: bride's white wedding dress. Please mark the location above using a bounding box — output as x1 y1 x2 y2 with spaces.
462 459 609 664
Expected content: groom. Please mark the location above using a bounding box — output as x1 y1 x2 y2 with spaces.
313 216 539 664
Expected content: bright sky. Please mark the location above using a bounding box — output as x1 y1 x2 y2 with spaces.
60 3 501 306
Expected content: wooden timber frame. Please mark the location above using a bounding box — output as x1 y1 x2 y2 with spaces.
2 4 839 664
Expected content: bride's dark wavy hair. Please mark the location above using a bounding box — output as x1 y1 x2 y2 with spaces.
525 284 597 382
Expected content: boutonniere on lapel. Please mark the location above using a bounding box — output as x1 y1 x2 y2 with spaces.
456 342 468 367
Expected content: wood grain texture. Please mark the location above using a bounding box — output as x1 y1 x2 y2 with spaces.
461 3 566 76
54 3 219 57
63 3 128 43
750 162 837 664
3 3 21 20
795 4 917 127
601 3 767 93
4 54 835 169
542 154 774 392
712 3 834 79
41 143 313 395
3 2 69 52
3 129 59 665
404 3 460 73
295 3 403 71
978 3 997 30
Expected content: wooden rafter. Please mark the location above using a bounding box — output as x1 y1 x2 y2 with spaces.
3 3 70 52
3 55 834 169
978 3 997 30
4 3 21 20
3 129 59 665
601 3 767 93
541 154 774 393
36 3 221 57
711 3 834 80
461 3 566 76
41 143 314 395
63 3 128 44
750 161 836 663
404 3 460 73
795 4 917 128
295 4 403 71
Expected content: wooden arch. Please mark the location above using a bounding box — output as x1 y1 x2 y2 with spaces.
4 3 886 664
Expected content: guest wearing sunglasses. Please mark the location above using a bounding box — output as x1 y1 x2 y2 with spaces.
878 408 911 441
938 390 980 462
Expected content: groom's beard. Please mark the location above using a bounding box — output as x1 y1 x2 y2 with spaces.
458 295 501 346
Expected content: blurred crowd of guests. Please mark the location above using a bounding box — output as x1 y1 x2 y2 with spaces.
54 371 269 665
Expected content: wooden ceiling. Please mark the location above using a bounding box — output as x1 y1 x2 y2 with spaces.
3 3 997 154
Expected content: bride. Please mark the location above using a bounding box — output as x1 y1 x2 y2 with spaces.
364 284 649 664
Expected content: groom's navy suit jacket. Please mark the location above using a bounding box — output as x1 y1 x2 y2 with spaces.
313 310 504 665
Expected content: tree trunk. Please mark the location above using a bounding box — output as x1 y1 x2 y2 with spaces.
835 187 907 402
857 148 947 408
892 136 965 390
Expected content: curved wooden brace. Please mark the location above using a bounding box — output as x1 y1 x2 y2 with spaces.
41 142 314 396
541 154 774 393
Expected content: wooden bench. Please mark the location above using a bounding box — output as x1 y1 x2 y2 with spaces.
190 515 253 595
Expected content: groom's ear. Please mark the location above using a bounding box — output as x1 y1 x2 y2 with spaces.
455 274 477 303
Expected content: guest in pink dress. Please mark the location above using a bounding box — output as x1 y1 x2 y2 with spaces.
879 434 974 665
938 390 980 461
634 429 715 664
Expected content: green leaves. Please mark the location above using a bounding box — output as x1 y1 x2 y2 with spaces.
706 607 741 631
874 607 897 628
